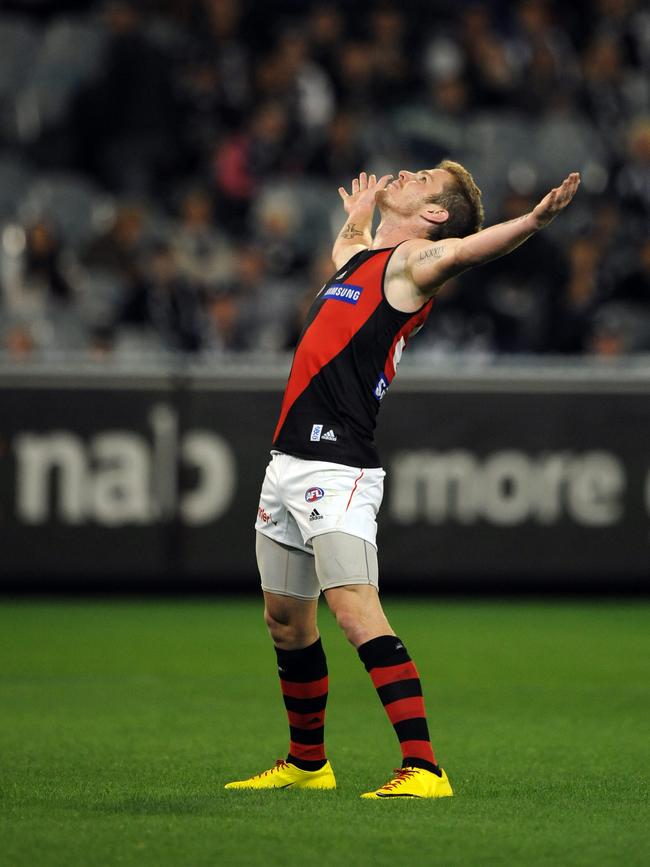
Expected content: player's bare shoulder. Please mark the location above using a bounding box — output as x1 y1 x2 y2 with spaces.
386 238 461 306
407 237 460 270
386 239 441 275
383 240 442 312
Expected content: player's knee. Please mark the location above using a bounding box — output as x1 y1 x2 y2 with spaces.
327 588 391 646
330 599 351 631
264 607 290 644
331 601 368 645
263 607 311 649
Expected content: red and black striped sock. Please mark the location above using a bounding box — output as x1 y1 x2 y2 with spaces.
358 634 440 775
275 638 328 771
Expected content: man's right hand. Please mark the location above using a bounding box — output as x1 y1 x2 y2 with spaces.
338 172 393 218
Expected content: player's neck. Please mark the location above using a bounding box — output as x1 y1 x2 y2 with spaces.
372 215 423 249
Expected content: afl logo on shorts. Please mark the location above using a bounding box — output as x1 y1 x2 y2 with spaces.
305 486 325 503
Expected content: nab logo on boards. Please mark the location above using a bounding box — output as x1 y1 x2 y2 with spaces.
12 404 236 527
388 449 640 527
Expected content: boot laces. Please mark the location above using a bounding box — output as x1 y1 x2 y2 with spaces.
257 759 288 779
380 768 417 791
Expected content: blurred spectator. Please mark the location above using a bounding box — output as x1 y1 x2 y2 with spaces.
460 5 517 109
615 238 650 303
394 75 470 169
75 1 179 194
4 324 36 361
553 236 604 353
251 189 310 278
306 111 368 181
588 302 650 355
273 28 335 132
200 0 249 112
82 204 147 300
616 118 650 234
509 0 580 114
207 244 264 351
208 287 242 351
459 191 568 353
581 33 648 155
172 188 234 291
121 242 206 353
367 6 412 108
588 0 649 70
579 201 631 296
174 52 234 176
209 241 307 352
334 41 379 112
88 323 115 360
598 238 650 354
1 221 73 318
307 4 345 82
211 101 294 231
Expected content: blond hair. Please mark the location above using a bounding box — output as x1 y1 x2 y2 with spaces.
428 160 485 239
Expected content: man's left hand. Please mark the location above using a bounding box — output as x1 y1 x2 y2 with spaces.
532 172 581 229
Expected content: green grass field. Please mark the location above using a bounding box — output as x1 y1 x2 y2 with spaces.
1 598 648 867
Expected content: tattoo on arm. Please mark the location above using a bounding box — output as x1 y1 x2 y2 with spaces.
340 223 365 240
417 245 446 264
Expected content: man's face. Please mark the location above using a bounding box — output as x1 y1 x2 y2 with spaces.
376 168 451 216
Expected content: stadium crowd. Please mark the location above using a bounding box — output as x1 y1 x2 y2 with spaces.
0 0 649 361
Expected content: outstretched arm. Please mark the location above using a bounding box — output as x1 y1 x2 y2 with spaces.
407 172 581 296
332 172 392 269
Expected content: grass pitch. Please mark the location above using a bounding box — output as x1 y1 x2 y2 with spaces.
0 598 648 867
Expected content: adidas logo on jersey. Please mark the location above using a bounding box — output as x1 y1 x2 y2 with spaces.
321 429 337 442
309 509 323 522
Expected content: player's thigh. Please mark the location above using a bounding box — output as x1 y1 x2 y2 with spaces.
311 530 379 592
256 531 320 602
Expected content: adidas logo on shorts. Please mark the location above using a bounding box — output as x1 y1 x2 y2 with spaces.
321 429 337 442
309 509 323 522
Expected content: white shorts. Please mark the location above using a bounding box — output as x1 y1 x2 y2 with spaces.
254 452 385 553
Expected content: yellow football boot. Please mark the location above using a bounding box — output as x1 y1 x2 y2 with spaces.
225 759 336 790
361 766 453 799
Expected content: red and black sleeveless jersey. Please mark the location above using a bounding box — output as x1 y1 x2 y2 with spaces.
273 246 434 468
